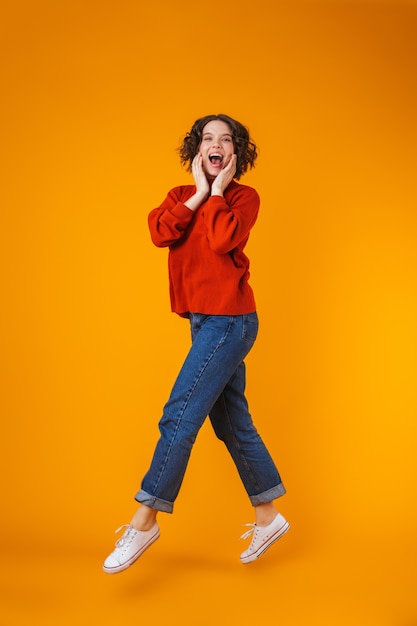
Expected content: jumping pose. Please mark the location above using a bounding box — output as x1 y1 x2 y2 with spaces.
103 114 289 574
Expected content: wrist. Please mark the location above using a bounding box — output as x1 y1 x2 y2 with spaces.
185 190 209 212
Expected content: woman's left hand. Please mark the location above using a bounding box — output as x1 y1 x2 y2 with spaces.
211 154 237 197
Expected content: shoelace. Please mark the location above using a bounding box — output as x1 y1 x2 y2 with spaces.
113 525 137 554
240 523 258 541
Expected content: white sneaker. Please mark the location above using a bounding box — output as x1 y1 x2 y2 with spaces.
103 523 160 574
240 513 290 564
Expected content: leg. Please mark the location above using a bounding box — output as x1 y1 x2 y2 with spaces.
130 504 157 531
208 354 290 563
209 360 285 505
135 313 262 513
254 501 278 526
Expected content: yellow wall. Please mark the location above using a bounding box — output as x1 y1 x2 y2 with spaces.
1 1 416 624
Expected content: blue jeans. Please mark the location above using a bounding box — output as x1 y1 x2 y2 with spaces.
135 313 285 513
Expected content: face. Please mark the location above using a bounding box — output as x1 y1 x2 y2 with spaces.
198 120 235 178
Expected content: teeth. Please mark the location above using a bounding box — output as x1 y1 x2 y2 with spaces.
209 153 223 163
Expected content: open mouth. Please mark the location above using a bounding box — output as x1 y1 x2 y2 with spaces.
209 153 224 164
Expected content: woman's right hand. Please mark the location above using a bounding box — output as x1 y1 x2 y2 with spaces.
184 154 210 212
191 154 210 196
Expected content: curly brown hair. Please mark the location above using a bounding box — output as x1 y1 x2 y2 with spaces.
178 114 258 180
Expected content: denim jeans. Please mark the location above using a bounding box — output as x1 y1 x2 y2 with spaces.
135 312 285 513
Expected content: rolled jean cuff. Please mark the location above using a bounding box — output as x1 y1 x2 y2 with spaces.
249 483 286 507
135 489 174 513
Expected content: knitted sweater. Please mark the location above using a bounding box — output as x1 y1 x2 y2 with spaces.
148 180 259 317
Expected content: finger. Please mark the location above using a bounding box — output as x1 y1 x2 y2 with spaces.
225 154 237 171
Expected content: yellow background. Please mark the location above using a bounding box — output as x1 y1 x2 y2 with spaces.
1 0 416 624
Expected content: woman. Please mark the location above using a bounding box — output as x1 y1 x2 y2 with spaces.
103 114 289 574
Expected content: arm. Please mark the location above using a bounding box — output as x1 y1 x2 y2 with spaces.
202 185 260 255
148 188 196 247
148 155 211 247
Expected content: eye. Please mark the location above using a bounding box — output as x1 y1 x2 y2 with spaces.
222 137 232 142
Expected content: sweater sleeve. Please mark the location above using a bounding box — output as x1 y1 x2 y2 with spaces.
148 187 195 247
202 185 260 254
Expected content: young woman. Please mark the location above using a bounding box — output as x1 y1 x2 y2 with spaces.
103 114 289 573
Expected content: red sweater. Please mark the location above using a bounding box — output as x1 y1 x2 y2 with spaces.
148 180 259 317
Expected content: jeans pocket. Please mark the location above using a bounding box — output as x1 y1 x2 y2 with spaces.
242 313 258 344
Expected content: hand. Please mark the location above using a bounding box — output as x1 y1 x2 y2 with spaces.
191 154 210 197
184 154 210 212
211 154 237 196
